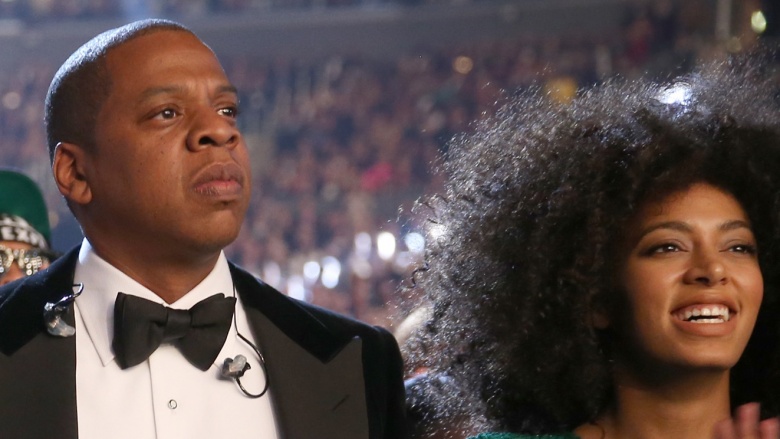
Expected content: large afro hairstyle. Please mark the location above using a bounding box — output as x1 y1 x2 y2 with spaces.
407 59 780 436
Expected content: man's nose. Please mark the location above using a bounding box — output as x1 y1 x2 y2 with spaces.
186 109 240 151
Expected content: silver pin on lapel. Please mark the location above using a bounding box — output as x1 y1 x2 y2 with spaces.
44 283 84 337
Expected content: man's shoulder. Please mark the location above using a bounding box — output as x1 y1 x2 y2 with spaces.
0 247 79 354
0 248 75 309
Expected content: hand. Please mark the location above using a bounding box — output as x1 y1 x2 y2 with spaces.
713 403 780 439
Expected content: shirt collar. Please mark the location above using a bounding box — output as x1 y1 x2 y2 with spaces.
74 238 235 367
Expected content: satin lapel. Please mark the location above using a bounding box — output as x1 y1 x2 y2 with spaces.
231 265 369 439
0 247 80 439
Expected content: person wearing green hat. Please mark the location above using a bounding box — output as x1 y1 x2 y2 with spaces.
0 169 56 286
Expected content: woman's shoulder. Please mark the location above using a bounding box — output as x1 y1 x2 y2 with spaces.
470 433 579 439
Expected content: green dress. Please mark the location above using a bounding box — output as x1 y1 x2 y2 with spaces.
470 433 579 439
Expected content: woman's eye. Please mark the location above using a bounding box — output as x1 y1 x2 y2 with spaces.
729 244 757 255
647 243 680 255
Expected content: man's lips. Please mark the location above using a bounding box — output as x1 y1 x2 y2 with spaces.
192 162 245 197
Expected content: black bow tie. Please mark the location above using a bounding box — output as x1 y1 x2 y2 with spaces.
112 292 236 371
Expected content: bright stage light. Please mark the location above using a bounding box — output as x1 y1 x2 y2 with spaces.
752 10 767 34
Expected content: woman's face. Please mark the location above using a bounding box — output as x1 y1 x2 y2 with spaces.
611 182 763 373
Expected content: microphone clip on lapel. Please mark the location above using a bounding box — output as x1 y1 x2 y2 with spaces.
220 287 270 399
43 283 84 337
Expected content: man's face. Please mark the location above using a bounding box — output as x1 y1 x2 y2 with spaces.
80 30 251 261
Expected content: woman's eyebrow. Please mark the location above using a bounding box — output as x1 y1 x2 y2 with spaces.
719 219 752 232
638 221 691 239
638 219 752 240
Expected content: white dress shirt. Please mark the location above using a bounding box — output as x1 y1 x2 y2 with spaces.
73 239 279 439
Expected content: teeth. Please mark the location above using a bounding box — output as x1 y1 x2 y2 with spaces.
678 305 731 323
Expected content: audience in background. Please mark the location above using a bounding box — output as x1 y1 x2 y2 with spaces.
0 0 763 327
0 0 699 19
0 169 55 286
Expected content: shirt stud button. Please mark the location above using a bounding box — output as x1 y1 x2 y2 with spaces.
168 399 178 410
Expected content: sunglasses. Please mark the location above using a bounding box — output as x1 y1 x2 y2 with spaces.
0 245 56 279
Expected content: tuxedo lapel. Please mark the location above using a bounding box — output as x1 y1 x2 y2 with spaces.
0 248 80 439
231 265 369 439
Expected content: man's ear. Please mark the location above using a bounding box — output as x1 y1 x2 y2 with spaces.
52 142 92 206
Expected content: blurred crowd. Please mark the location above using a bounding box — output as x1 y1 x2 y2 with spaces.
0 0 589 21
0 0 370 21
0 0 758 328
0 0 733 22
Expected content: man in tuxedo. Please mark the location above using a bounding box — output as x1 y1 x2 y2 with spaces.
0 19 406 439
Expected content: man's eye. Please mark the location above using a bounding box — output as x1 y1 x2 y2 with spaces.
158 109 178 119
219 106 239 118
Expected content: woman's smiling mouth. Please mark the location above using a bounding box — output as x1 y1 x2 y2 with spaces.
673 304 731 323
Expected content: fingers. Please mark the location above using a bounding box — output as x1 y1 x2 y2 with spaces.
713 417 737 439
759 417 780 438
736 403 761 437
713 403 780 439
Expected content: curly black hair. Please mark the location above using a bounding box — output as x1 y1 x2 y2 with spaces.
408 60 780 435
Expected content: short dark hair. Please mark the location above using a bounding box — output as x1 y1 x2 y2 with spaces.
410 60 780 434
44 19 192 162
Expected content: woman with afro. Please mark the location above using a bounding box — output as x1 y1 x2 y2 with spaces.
408 61 780 439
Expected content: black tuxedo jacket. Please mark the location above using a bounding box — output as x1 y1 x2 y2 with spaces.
0 248 407 438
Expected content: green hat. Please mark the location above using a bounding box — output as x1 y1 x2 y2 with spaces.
0 169 51 248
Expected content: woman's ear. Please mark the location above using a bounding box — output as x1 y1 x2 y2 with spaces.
52 142 92 206
589 294 612 330
591 306 611 329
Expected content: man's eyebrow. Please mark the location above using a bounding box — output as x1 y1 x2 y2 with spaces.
138 85 185 102
137 84 238 102
216 84 238 96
